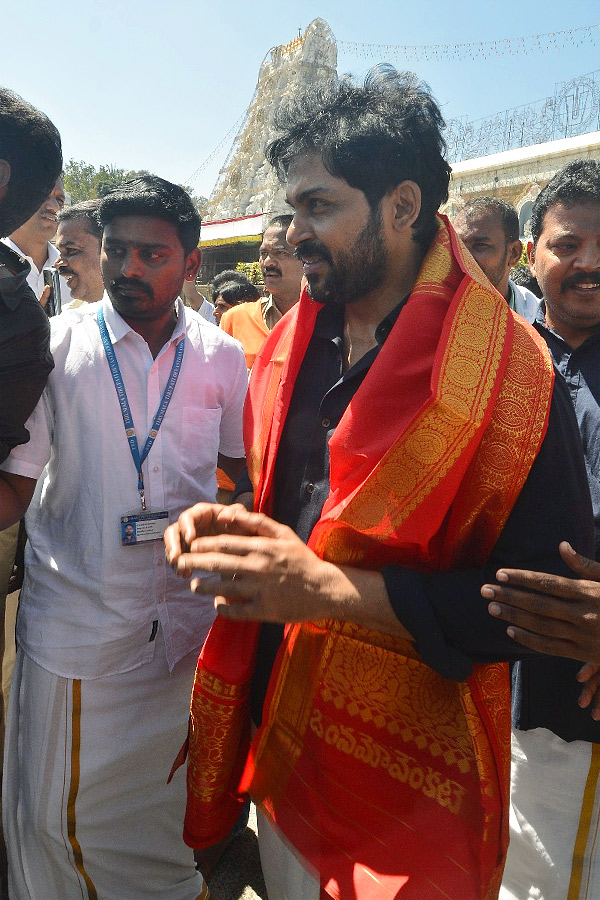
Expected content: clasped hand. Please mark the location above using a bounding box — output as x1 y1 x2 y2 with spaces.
164 502 346 623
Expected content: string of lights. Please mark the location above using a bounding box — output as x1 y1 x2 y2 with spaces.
339 23 599 63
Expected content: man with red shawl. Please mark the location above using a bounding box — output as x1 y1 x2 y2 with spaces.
166 66 593 900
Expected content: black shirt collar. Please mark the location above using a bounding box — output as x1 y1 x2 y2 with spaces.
535 299 600 352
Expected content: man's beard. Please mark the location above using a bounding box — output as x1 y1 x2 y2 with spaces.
296 207 388 306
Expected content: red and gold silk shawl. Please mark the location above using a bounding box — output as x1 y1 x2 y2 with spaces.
180 217 554 900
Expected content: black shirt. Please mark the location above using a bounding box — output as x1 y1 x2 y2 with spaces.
534 305 600 554
510 306 600 744
0 242 53 463
249 301 595 740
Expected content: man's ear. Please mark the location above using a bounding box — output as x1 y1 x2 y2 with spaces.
0 160 11 201
185 248 202 281
507 239 523 269
388 181 422 232
526 240 536 277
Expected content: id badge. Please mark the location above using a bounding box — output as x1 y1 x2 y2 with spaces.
120 510 169 546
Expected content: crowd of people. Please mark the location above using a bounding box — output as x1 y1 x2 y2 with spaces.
1 66 600 900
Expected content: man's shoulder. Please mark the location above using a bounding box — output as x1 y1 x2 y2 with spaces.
184 306 245 359
46 300 101 356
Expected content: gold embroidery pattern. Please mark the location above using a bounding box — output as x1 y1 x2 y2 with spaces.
188 671 250 802
445 316 554 566
319 629 476 775
316 285 507 551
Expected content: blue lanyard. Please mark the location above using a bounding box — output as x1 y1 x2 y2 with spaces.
97 307 185 510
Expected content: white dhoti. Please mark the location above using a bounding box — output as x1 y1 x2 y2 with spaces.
4 631 208 900
257 810 319 900
501 727 600 900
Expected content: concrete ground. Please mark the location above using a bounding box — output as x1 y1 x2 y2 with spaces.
206 804 267 900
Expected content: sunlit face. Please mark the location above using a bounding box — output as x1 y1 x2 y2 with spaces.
284 153 388 305
454 210 521 298
55 218 104 303
529 201 600 348
101 215 196 321
258 225 303 301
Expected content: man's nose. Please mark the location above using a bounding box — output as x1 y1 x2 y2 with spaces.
120 251 144 279
573 241 600 272
286 215 310 248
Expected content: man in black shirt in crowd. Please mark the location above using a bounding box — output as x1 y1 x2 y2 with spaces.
0 88 62 462
0 87 62 899
483 159 600 899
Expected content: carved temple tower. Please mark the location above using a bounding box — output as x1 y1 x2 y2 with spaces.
206 18 337 220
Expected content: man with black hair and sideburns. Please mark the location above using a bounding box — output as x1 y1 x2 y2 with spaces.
0 175 247 899
165 68 593 899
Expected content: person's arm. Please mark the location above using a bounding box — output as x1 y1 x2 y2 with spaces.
0 472 36 529
165 373 590 678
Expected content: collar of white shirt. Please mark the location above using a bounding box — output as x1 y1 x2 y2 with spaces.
1 236 58 275
101 291 187 349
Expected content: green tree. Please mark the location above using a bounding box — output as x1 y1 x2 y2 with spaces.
236 261 263 285
63 160 151 203
64 161 208 215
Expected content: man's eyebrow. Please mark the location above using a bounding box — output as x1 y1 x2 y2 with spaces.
285 186 334 206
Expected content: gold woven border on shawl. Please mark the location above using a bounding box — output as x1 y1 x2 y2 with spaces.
188 668 251 803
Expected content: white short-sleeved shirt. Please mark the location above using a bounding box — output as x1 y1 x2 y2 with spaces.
1 295 247 678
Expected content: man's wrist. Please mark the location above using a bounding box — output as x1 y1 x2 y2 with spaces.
320 562 412 640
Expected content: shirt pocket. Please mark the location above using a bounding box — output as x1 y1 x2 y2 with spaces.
180 406 222 478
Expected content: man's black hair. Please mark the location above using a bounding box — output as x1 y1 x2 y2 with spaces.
266 65 451 252
215 280 261 305
531 159 600 246
266 214 293 232
57 199 102 240
97 176 200 253
211 269 253 292
456 197 519 243
0 87 62 237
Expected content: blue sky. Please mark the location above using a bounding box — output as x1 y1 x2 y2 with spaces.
3 0 598 201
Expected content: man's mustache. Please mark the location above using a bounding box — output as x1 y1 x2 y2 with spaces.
293 240 333 265
110 277 153 297
562 272 600 290
263 266 282 277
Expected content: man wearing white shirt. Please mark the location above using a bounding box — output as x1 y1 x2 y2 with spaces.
2 176 73 308
0 176 247 900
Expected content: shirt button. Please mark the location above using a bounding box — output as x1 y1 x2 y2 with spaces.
153 465 159 472
306 483 315 495
321 417 330 428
